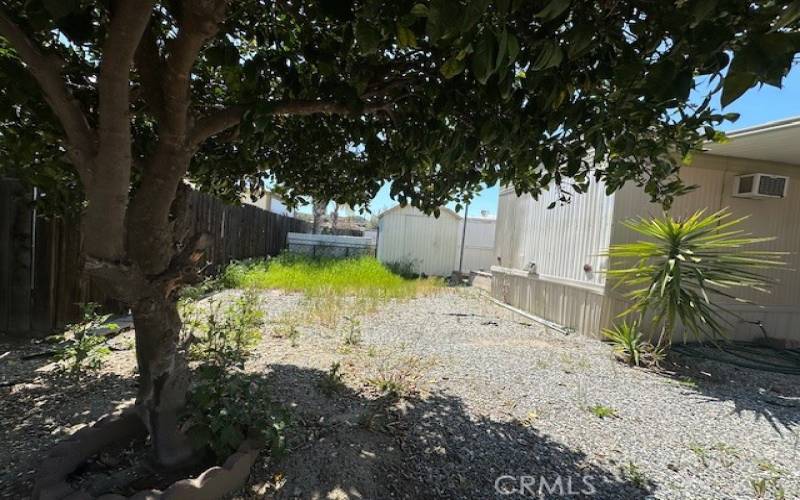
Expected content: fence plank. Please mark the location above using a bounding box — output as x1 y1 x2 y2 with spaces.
0 188 313 336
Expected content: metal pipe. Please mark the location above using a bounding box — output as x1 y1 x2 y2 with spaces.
458 203 469 274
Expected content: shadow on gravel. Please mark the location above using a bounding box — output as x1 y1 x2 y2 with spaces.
662 352 800 431
0 369 137 498
252 364 656 499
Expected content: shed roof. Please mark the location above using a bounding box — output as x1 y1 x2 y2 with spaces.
377 204 461 220
703 116 800 166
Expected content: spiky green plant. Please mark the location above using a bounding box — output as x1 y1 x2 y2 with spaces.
602 320 662 367
606 209 785 346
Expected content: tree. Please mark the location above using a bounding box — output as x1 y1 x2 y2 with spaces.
0 0 798 466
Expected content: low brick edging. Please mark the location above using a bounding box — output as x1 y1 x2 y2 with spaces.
32 407 260 500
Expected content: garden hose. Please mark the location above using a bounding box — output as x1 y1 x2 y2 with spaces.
671 341 800 375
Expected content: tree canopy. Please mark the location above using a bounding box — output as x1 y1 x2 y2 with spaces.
2 0 798 215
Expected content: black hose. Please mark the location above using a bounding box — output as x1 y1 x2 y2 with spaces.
672 341 800 375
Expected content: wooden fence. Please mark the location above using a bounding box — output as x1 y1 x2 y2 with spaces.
0 180 312 336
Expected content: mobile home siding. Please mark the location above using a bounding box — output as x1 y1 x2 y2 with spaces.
492 153 800 342
612 153 800 341
494 180 616 287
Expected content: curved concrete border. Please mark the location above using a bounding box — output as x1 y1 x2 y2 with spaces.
32 407 260 500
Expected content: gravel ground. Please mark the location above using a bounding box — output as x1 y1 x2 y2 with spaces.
2 288 799 499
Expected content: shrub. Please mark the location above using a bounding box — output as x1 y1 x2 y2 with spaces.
602 320 663 367
187 289 264 368
606 209 784 346
56 302 115 374
183 369 287 461
181 289 287 461
385 260 421 279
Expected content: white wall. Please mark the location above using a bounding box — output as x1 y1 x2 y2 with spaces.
377 206 461 276
494 180 616 287
455 217 496 272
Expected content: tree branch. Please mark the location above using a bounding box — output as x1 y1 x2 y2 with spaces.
0 8 95 175
189 100 395 147
134 18 164 114
96 0 156 169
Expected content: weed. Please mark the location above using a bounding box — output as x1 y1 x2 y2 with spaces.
520 410 540 427
366 373 407 397
272 314 301 347
221 254 441 299
319 362 347 396
712 442 739 467
187 289 264 369
342 316 362 346
675 377 699 390
621 461 647 489
688 443 710 467
384 260 421 279
56 303 115 374
587 404 618 419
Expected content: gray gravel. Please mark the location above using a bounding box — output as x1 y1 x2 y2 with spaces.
343 289 800 499
3 288 799 499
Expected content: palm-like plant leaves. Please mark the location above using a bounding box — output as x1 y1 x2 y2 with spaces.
606 209 786 346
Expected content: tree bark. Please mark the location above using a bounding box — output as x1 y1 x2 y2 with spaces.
131 292 195 467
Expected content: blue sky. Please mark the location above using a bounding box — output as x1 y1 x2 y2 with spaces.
306 66 800 216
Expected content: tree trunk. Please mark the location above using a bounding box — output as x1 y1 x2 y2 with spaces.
131 291 195 467
312 199 327 234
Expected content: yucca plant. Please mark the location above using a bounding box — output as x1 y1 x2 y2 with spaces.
606 209 785 346
602 319 663 367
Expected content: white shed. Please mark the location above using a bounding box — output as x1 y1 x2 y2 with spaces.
456 215 497 272
376 205 461 276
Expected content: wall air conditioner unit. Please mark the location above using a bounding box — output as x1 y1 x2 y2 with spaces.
732 173 789 199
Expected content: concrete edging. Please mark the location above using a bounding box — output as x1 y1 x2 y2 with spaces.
32 406 259 500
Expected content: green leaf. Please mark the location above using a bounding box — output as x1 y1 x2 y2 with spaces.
775 1 800 30
495 30 508 72
535 0 571 21
441 56 466 78
532 40 563 70
356 20 382 54
567 23 594 58
506 33 520 65
471 31 496 84
721 71 756 107
410 3 429 17
396 22 418 48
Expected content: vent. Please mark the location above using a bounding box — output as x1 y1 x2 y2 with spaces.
733 173 789 199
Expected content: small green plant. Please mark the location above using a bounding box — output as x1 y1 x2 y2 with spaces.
178 275 222 302
621 461 647 488
56 302 115 374
367 373 406 397
675 376 699 390
183 369 287 461
188 289 264 368
319 361 347 395
602 320 663 367
688 443 710 467
272 314 301 347
587 404 618 419
606 209 785 346
181 289 286 461
385 260 420 279
342 316 362 346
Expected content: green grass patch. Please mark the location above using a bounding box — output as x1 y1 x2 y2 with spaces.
221 254 441 298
